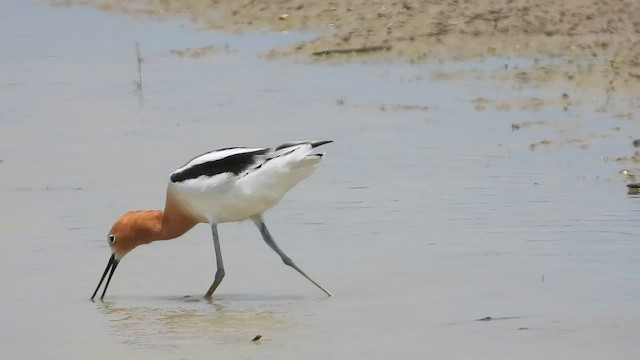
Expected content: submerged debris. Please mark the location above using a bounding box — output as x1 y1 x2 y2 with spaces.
312 45 392 56
529 139 553 151
170 46 216 58
380 103 429 111
476 316 524 322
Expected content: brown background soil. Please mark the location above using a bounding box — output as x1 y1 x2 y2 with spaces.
50 0 640 99
52 0 640 64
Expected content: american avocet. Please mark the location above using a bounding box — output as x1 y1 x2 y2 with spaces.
91 140 333 300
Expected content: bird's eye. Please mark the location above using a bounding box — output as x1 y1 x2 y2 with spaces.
108 235 116 244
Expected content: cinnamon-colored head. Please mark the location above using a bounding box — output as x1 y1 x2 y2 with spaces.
90 211 163 301
107 210 162 259
91 202 199 301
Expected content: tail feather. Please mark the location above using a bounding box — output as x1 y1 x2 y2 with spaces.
275 140 333 151
266 140 331 170
292 154 324 169
310 140 333 148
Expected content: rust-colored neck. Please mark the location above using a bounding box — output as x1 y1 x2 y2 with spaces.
156 186 200 240
109 186 202 258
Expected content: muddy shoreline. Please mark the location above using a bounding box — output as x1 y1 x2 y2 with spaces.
51 0 640 64
49 0 640 102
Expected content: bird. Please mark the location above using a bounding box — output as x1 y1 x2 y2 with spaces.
91 140 333 300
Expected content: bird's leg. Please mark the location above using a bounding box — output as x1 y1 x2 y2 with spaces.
251 216 333 297
205 222 225 298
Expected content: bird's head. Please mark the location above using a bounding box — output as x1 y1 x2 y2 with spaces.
107 211 159 258
91 211 161 300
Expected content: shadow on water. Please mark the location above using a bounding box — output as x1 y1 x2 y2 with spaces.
92 294 303 348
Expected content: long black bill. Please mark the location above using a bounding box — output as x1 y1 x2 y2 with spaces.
90 254 120 300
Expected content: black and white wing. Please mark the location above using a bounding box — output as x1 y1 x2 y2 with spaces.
170 141 332 183
170 147 269 183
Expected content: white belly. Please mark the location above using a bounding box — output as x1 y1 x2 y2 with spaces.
169 159 319 223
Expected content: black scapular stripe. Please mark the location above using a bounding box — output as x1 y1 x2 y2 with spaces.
170 149 269 183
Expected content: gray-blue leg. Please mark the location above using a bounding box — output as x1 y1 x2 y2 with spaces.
205 223 225 298
251 216 333 297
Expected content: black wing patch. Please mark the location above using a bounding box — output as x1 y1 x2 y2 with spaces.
170 149 269 183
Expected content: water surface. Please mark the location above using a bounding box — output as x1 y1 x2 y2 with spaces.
1 1 639 359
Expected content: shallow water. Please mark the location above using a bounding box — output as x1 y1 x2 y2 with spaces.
1 1 640 359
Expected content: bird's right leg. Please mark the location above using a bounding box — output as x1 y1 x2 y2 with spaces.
205 222 225 298
251 215 333 297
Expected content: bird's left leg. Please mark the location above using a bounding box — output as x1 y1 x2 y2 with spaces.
205 222 225 298
251 215 333 297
